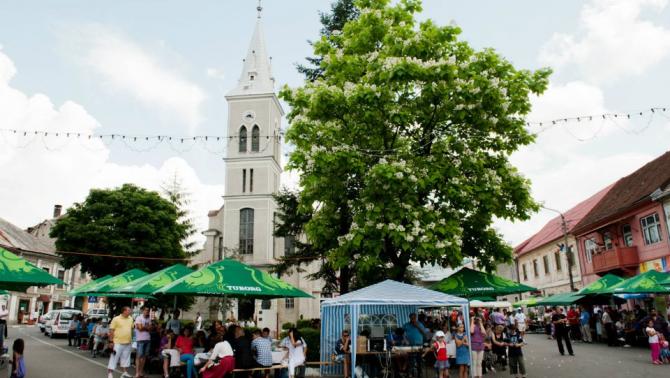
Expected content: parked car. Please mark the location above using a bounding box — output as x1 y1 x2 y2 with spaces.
86 308 108 318
44 309 82 338
38 311 54 333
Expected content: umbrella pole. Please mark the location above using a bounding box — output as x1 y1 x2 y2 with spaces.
172 296 177 312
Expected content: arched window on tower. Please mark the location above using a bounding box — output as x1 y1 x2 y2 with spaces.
239 126 248 152
239 208 254 255
251 125 260 152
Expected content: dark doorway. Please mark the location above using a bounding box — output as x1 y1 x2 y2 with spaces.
238 298 255 321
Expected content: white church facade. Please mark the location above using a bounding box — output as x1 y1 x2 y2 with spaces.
189 7 324 332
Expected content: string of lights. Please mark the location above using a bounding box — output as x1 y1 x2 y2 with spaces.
0 107 667 155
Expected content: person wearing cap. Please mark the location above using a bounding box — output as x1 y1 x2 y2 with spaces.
432 331 449 378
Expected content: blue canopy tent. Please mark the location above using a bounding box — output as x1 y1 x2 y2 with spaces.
320 280 470 378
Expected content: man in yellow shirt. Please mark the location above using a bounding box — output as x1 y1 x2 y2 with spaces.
107 306 134 378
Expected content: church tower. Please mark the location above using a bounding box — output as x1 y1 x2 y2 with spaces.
222 3 283 270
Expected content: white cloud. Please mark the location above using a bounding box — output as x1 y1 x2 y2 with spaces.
69 24 207 131
495 79 670 246
206 67 225 80
0 48 222 246
540 0 670 82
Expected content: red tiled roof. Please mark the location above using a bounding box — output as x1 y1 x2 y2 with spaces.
573 150 670 234
515 184 614 257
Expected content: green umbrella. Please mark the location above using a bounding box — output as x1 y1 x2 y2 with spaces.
603 270 670 294
156 259 312 299
0 246 64 291
67 275 113 296
430 267 537 298
75 269 149 297
513 297 541 308
113 264 193 295
578 273 624 295
0 289 9 295
534 292 584 306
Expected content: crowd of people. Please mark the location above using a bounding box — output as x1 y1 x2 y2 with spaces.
334 309 528 378
98 307 307 378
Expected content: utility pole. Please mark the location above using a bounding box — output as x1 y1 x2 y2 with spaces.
559 213 576 292
542 206 576 292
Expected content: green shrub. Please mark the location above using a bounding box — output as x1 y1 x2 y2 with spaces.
296 319 312 329
299 327 320 362
282 322 295 330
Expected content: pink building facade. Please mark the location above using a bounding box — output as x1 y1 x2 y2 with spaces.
574 152 670 285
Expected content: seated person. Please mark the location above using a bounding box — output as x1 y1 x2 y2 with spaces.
251 329 273 375
91 320 108 358
175 327 197 378
262 327 272 341
194 330 208 354
231 325 255 370
199 337 235 378
160 330 181 378
335 330 352 378
388 328 409 373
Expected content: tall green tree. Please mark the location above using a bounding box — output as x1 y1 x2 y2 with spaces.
297 0 360 81
275 0 361 294
280 0 550 284
51 184 189 277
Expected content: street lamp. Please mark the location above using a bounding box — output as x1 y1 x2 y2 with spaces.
541 205 576 292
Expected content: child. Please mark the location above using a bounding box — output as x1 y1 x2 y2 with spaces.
432 331 449 378
505 324 526 378
659 334 670 364
454 325 470 378
11 338 25 378
646 320 662 365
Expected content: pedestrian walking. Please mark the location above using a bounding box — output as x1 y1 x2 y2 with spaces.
470 317 485 378
514 309 527 337
580 307 592 343
505 325 526 378
646 320 662 365
602 307 616 346
195 312 203 331
552 307 573 356
10 338 25 378
166 310 181 336
134 305 152 378
107 306 134 378
67 314 80 346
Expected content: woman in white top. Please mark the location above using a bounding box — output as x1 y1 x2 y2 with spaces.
199 337 235 378
646 320 662 365
282 328 307 378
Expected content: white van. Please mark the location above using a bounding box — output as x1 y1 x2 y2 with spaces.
44 309 82 338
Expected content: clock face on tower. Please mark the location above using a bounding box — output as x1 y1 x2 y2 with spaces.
243 111 256 123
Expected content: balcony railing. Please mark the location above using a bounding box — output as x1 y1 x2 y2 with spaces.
592 246 639 274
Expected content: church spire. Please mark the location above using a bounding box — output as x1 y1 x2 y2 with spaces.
227 1 275 97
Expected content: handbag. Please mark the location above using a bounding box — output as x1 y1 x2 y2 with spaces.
446 340 456 358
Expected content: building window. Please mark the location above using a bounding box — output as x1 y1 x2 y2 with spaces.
242 169 247 193
603 232 613 250
261 300 271 310
585 238 597 262
57 270 65 289
239 126 248 152
555 251 562 271
543 255 550 275
284 235 295 256
533 259 539 277
42 267 50 274
251 125 260 152
622 224 633 247
285 298 295 309
218 236 224 260
239 208 254 254
522 264 528 281
250 169 254 192
641 213 662 245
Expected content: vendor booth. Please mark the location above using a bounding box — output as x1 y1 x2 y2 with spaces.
320 280 469 378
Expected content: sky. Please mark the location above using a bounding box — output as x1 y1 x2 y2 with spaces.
0 0 669 249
